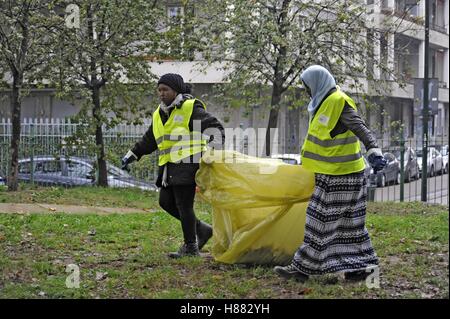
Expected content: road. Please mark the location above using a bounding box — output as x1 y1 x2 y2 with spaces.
370 173 448 205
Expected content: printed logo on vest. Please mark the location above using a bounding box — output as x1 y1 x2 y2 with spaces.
318 114 329 126
173 115 184 123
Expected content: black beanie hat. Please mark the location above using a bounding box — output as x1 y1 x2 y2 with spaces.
157 73 191 94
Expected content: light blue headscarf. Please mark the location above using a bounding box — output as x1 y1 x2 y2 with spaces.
300 65 336 118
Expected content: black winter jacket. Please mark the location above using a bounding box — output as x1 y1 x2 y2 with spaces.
131 96 225 187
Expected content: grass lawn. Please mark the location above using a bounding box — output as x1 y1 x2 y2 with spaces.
0 185 448 299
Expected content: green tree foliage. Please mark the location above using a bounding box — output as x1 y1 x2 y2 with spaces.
0 0 61 190
197 0 417 155
51 0 165 186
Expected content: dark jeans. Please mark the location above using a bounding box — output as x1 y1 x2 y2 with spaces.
159 184 198 244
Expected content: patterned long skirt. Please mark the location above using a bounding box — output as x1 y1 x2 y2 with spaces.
292 171 378 275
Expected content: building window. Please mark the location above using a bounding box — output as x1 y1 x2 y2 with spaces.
168 6 183 19
395 0 419 17
430 0 446 33
394 35 420 81
429 48 445 85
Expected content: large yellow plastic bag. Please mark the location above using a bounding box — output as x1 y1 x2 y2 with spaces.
195 150 315 265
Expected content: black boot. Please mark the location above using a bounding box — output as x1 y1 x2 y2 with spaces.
168 242 200 259
196 221 213 251
344 267 377 282
274 263 309 283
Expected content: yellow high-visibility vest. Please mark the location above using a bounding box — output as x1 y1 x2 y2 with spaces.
301 89 365 175
152 99 207 166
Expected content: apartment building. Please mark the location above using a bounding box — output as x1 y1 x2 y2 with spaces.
366 0 449 146
0 0 448 153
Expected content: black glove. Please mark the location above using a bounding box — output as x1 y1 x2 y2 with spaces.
121 150 137 171
367 148 387 173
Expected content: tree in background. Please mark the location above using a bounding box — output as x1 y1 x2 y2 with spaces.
52 0 165 186
0 0 60 191
198 0 420 155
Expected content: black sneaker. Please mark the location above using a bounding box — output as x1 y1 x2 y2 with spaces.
274 263 309 282
197 221 213 251
344 268 377 282
168 242 200 259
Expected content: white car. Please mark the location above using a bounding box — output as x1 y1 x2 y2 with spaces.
271 153 301 165
416 147 444 177
441 145 448 174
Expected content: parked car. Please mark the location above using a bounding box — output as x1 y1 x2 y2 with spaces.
363 156 375 186
14 156 158 191
271 153 301 165
441 145 448 174
416 147 444 177
392 147 420 182
0 176 5 186
369 152 400 187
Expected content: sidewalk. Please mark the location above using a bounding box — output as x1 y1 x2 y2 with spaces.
0 203 157 214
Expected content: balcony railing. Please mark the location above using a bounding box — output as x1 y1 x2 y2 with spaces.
438 81 448 89
430 23 448 34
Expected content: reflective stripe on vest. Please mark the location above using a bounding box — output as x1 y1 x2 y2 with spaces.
306 134 358 147
301 89 366 175
302 150 362 163
152 99 207 166
155 132 209 145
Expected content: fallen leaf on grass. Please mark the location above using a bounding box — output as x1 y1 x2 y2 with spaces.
298 288 313 295
95 272 108 281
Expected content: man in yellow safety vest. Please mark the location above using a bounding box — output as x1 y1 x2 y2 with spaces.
122 73 225 258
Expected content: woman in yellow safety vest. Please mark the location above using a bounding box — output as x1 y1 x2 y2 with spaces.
122 73 225 258
274 65 386 282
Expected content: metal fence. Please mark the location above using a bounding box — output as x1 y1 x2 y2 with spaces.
0 118 448 206
0 118 159 190
367 137 448 206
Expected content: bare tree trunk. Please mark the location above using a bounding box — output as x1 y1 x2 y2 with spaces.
265 82 283 156
264 0 292 156
7 3 29 191
92 86 108 187
86 4 107 187
7 73 22 191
